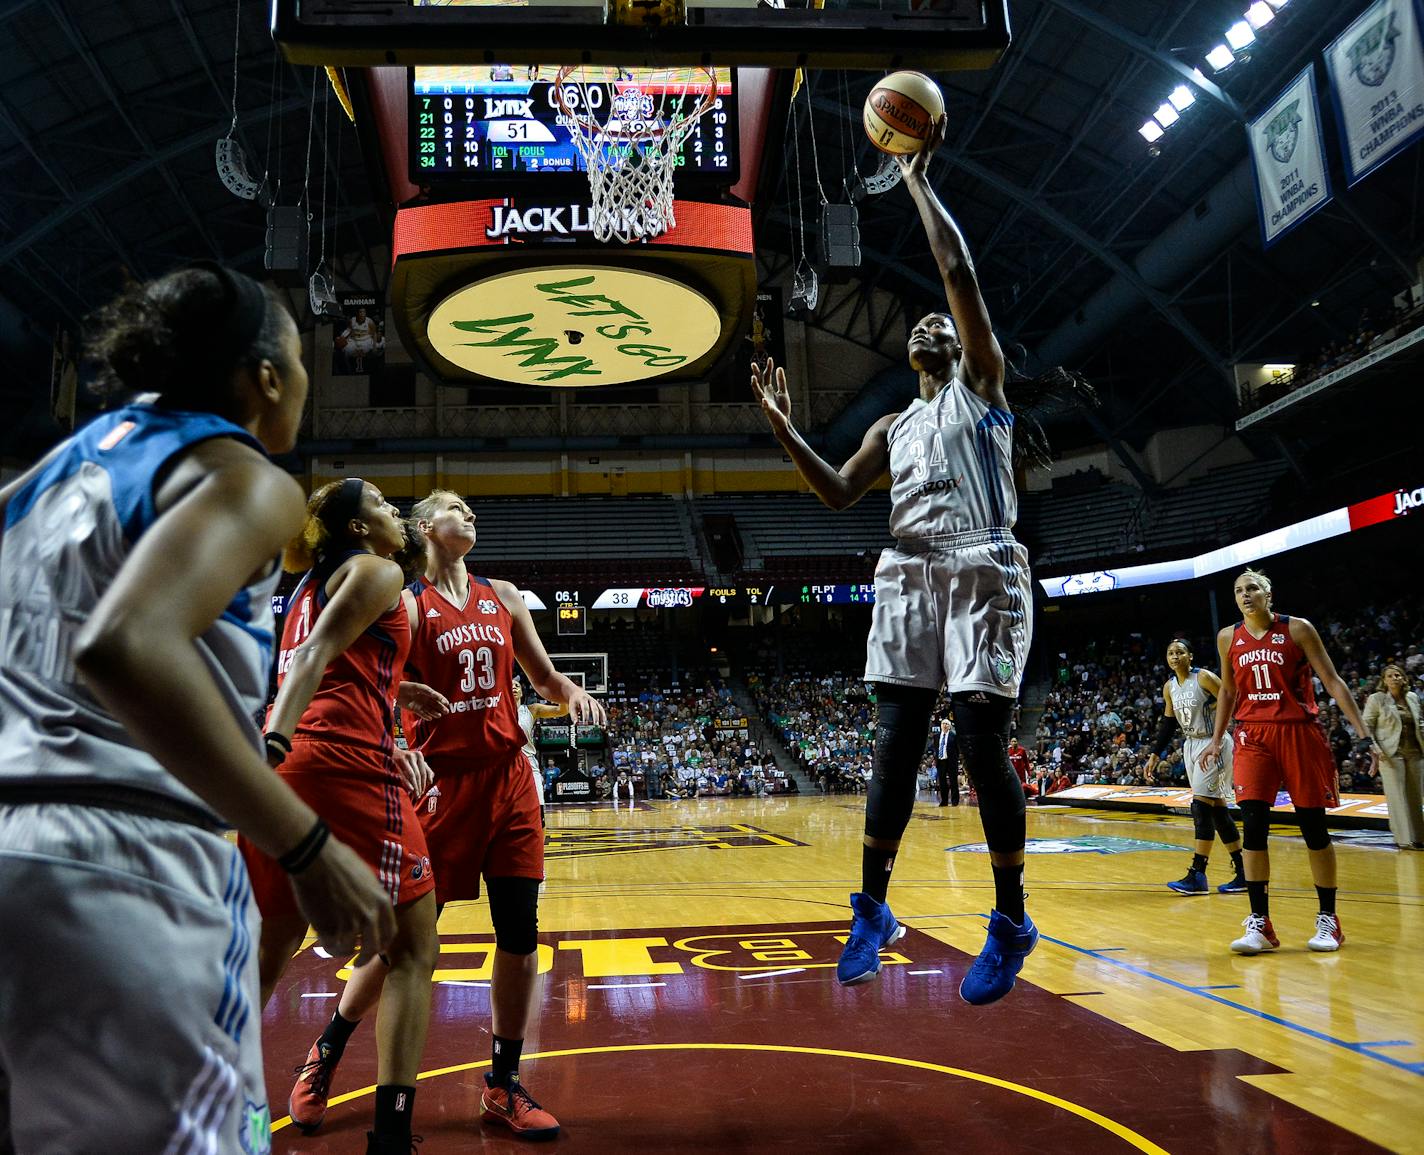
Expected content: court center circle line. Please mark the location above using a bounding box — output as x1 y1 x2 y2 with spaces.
271 1041 1169 1151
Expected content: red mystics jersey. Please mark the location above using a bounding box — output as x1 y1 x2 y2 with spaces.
1229 613 1318 724
404 575 524 768
274 556 411 753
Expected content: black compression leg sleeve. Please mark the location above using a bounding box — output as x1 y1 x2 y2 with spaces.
486 876 541 956
951 692 1023 855
1239 800 1271 851
1213 805 1241 846
1295 807 1331 851
1191 799 1216 843
863 683 938 843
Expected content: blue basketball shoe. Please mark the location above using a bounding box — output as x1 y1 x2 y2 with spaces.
1167 868 1209 894
959 910 1038 1006
836 892 906 985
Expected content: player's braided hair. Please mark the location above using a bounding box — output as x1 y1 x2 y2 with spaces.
1004 362 1099 471
284 479 363 573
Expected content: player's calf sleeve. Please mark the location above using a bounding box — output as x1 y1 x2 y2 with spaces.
1191 799 1216 843
863 683 937 842
1238 799 1270 851
1295 807 1331 851
951 692 1023 855
1212 805 1240 845
487 876 541 956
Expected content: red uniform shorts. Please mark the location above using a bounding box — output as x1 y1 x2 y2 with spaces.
1232 721 1339 809
418 750 544 905
241 738 435 919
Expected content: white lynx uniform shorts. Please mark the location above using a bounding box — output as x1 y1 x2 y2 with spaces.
0 802 270 1155
1184 734 1235 801
864 529 1033 697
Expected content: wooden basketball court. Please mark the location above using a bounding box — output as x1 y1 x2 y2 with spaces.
263 795 1424 1152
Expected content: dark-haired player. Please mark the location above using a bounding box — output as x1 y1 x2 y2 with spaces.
1145 639 1247 895
0 265 392 1154
752 116 1040 1006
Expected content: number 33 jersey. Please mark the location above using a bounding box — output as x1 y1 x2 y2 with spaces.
1230 613 1318 724
404 575 524 766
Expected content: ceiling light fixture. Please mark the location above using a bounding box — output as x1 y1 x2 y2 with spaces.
1225 20 1255 50
1154 102 1180 128
1245 2 1275 29
1139 119 1165 142
1168 85 1196 111
1206 44 1236 71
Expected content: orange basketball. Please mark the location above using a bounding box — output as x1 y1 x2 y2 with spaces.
863 71 944 156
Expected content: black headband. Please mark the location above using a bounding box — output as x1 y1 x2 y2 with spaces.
319 478 367 538
184 260 270 364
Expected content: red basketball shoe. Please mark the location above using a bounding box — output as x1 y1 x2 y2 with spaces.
481 1073 560 1141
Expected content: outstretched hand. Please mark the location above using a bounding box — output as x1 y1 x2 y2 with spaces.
750 356 792 437
896 112 947 181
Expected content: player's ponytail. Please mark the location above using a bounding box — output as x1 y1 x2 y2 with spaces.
283 478 367 572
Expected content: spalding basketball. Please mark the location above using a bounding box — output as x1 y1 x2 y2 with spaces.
863 71 944 156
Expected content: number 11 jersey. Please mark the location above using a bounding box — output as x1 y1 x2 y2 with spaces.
405 575 524 768
1229 613 1318 724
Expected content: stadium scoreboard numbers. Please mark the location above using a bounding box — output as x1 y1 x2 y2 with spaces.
556 602 587 636
410 65 737 180
800 584 876 605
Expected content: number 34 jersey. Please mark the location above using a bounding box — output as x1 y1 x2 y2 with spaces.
1229 613 1318 725
404 575 524 767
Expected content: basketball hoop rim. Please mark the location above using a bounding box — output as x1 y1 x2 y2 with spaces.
552 65 720 142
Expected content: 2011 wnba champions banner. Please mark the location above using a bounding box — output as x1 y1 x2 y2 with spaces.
1248 66 1332 247
1325 0 1424 185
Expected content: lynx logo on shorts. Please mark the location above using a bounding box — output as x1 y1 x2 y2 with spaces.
991 646 1015 686
239 1100 272 1155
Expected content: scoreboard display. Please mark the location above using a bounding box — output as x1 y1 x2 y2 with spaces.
410 65 738 180
556 603 587 636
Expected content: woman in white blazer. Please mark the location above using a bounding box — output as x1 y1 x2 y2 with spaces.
1362 664 1424 849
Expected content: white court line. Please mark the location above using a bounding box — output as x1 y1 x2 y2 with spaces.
311 946 332 959
586 982 668 990
737 968 805 980
441 980 490 987
907 970 942 976
300 992 338 999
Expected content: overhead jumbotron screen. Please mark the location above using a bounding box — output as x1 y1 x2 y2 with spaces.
409 64 738 180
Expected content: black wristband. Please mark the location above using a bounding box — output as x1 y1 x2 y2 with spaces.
264 731 293 753
278 817 330 874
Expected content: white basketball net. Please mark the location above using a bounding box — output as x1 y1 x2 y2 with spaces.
555 67 719 244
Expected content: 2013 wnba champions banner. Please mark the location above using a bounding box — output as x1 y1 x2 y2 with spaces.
1248 66 1332 248
1325 0 1424 185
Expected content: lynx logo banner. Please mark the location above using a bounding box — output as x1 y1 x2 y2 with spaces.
1325 0 1424 185
1248 66 1332 247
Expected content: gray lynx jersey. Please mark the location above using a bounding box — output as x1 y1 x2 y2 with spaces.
0 404 279 823
886 378 1016 541
1169 671 1215 739
518 702 538 769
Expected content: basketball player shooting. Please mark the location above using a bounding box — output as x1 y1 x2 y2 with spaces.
752 113 1038 1006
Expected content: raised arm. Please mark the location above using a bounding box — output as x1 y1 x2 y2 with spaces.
898 116 1005 404
492 579 607 727
266 553 405 745
751 356 894 511
1290 617 1369 739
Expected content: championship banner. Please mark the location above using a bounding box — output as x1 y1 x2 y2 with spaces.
1325 0 1424 185
1248 66 1333 247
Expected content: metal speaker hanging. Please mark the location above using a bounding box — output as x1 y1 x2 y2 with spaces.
216 137 263 201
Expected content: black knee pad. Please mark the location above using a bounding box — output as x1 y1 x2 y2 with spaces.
1212 805 1240 845
1190 799 1216 843
1238 800 1270 851
486 876 541 956
1295 807 1331 851
864 683 936 841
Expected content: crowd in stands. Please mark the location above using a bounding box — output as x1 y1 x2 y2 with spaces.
747 672 876 794
540 677 798 800
1245 293 1423 412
